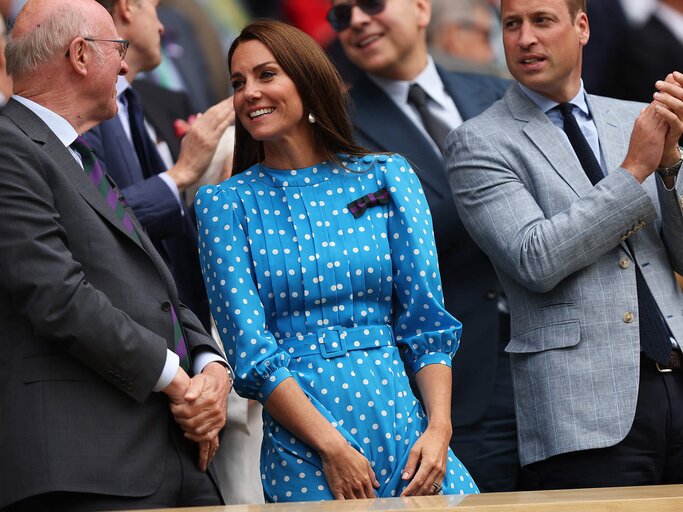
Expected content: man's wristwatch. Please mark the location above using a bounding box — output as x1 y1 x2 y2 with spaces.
656 146 683 177
224 363 234 383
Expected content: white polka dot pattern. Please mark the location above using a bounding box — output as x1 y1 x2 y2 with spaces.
195 154 475 501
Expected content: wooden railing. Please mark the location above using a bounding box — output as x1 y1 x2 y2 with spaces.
134 484 683 512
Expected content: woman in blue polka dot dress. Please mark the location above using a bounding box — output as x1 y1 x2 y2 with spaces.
195 20 478 502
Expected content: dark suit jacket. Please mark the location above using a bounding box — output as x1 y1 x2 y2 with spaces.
614 16 683 103
0 99 221 507
84 80 210 329
349 68 509 426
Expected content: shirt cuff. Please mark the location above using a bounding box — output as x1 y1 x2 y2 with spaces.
153 349 179 392
159 171 185 215
193 349 229 375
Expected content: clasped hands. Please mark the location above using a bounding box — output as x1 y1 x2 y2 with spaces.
163 362 232 472
623 71 683 184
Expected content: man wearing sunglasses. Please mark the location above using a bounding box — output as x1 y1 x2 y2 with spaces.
329 0 518 492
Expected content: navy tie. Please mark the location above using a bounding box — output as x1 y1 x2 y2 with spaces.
558 103 673 365
125 88 167 179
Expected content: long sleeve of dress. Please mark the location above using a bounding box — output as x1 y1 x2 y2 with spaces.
382 155 462 373
196 184 292 402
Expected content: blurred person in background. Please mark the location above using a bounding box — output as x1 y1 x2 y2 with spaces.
85 0 233 331
427 0 508 77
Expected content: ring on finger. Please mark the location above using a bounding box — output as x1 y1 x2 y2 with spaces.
432 481 443 494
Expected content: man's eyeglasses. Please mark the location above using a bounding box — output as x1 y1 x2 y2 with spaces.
326 0 387 32
64 37 130 60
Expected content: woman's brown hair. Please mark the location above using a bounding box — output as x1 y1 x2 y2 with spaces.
227 19 369 173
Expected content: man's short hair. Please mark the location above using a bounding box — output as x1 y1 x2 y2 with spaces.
5 5 98 80
567 0 587 18
501 0 586 18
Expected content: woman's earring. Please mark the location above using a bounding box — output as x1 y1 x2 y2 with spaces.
308 113 316 124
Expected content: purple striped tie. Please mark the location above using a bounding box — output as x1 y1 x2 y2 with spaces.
71 136 139 241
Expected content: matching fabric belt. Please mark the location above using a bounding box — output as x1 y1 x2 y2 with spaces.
278 325 393 359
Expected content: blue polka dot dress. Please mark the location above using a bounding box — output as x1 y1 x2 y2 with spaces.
195 154 478 501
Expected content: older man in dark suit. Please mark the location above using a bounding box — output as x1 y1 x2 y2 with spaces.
0 0 230 509
329 0 516 491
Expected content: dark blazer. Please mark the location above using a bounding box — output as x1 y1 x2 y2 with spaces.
615 15 683 103
0 99 221 507
84 81 210 329
349 67 509 426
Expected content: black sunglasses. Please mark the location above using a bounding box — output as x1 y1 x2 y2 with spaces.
326 0 387 32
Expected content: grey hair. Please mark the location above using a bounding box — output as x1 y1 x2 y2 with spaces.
6 5 103 79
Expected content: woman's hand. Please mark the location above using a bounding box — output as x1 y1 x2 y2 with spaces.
320 440 380 500
400 423 451 496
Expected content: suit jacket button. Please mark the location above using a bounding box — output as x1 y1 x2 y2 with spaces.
161 301 171 312
623 312 634 323
619 257 631 269
485 290 497 300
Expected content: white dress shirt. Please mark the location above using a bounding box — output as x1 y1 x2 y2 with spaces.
368 57 463 157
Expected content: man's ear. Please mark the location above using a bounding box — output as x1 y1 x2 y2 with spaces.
66 37 89 77
416 0 432 30
577 11 590 47
116 0 136 24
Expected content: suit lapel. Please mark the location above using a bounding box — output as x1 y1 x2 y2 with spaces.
588 94 628 176
440 69 486 120
350 73 448 195
506 85 593 197
4 100 145 249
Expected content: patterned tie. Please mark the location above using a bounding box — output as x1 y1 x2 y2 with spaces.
124 88 167 178
70 136 139 242
407 83 451 154
557 103 673 365
70 136 191 371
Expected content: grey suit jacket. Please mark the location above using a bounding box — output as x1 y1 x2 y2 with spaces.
446 84 683 466
0 99 221 507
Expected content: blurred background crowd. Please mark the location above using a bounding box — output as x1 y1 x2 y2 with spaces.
4 0 681 111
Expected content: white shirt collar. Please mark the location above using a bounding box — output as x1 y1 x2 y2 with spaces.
655 3 683 45
368 56 450 110
620 0 657 26
116 75 132 98
518 80 590 117
12 95 79 147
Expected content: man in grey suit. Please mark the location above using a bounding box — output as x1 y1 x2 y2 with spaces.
329 0 517 491
448 0 683 489
0 0 231 509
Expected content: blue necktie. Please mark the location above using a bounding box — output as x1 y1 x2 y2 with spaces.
558 103 673 365
125 88 167 179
